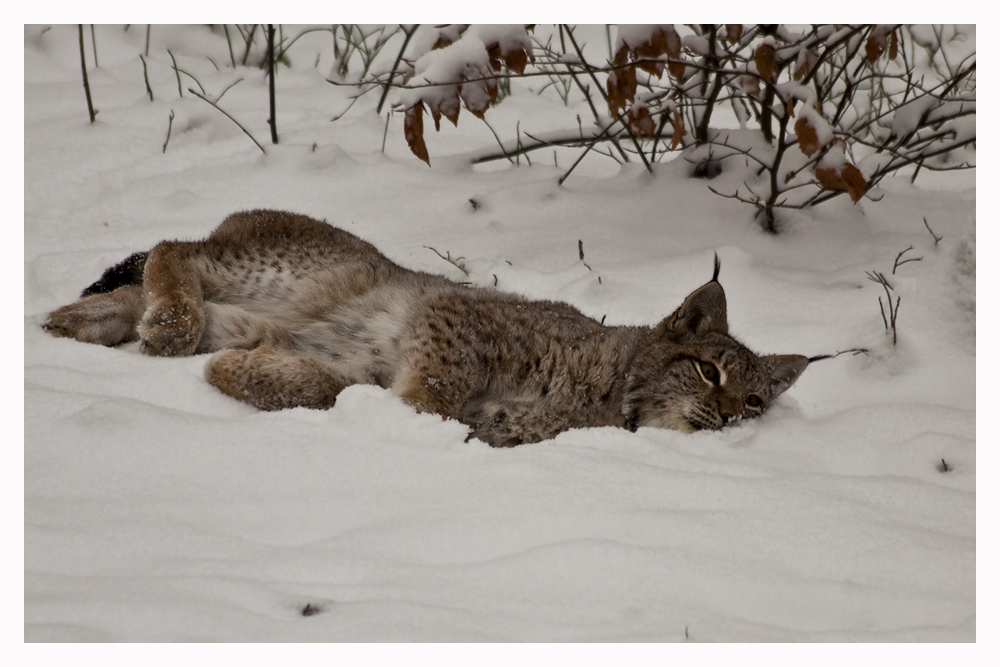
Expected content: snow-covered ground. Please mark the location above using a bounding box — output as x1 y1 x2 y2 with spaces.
24 25 976 642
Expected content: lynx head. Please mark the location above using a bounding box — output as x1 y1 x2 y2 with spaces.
624 264 809 433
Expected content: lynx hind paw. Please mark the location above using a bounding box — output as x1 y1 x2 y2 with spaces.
43 288 143 346
205 348 346 411
137 300 205 357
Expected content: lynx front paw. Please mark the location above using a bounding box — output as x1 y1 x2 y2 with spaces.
138 299 205 357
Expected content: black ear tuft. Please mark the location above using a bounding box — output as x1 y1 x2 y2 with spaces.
712 253 721 283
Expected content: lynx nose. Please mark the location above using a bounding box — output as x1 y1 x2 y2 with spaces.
717 398 742 427
720 413 742 427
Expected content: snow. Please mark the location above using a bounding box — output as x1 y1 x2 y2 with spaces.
614 25 662 53
467 24 533 56
23 25 977 644
817 139 849 170
891 95 938 139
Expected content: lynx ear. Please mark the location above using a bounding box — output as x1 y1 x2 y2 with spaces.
659 281 728 340
764 354 810 397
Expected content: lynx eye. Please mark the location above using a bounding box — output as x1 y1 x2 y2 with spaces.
698 361 720 384
746 394 763 408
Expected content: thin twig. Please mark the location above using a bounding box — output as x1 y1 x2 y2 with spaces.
892 246 923 274
878 296 889 332
214 77 244 103
381 111 390 153
168 50 183 97
424 246 469 276
90 24 98 69
891 296 900 345
223 25 237 68
162 110 175 153
923 217 943 245
78 25 97 123
867 270 900 345
140 54 153 101
168 50 205 97
188 88 266 155
561 24 637 166
376 24 418 115
267 24 278 144
240 24 258 67
833 348 870 358
481 118 515 164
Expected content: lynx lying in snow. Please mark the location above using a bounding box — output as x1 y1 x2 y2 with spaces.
44 210 811 447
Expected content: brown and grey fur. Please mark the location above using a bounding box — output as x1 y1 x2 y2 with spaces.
44 209 811 447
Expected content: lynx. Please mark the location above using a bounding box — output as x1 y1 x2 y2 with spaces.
43 209 811 447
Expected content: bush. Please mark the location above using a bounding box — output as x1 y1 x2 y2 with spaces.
82 25 975 233
345 24 974 233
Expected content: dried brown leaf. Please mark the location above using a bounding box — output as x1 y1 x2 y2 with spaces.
816 145 868 203
486 43 504 72
840 163 868 203
660 26 684 77
404 103 430 165
612 44 630 67
739 74 761 98
432 36 453 51
617 26 683 78
459 72 498 120
795 116 821 156
627 106 656 139
663 26 682 59
794 49 818 81
865 25 889 63
503 47 529 75
754 43 778 83
426 86 460 130
725 24 743 45
671 108 684 149
648 26 681 77
606 66 637 117
484 40 532 75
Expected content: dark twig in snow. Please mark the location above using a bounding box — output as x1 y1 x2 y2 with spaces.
866 270 901 345
188 88 266 155
90 25 98 69
923 217 943 246
376 24 418 115
424 246 469 276
78 25 97 123
162 110 175 154
892 246 922 274
140 55 154 101
169 50 205 97
267 24 278 145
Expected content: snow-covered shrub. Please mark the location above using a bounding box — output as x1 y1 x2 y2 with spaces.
342 24 974 233
92 25 974 233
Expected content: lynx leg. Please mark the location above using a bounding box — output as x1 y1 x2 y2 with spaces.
43 285 146 346
391 364 471 420
205 347 348 411
137 241 206 357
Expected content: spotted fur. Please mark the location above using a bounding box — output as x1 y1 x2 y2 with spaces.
43 209 811 447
